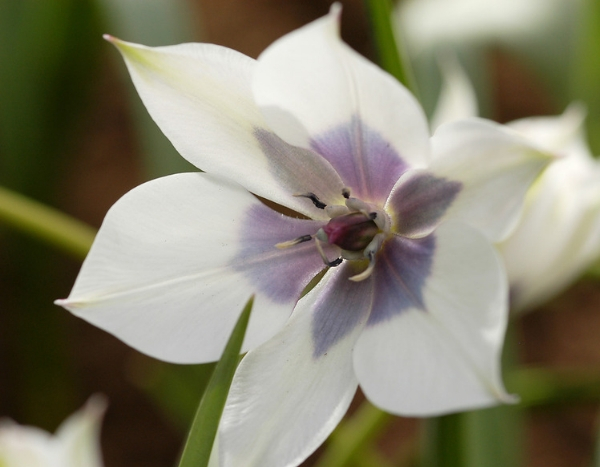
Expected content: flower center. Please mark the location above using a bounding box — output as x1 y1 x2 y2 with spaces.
276 189 391 281
321 212 379 252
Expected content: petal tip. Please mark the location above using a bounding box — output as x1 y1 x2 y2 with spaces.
85 393 109 416
498 390 520 405
329 2 343 18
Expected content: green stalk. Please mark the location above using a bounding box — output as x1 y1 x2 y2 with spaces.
177 296 254 467
570 0 600 155
364 0 418 96
421 322 523 467
314 400 393 467
0 185 95 259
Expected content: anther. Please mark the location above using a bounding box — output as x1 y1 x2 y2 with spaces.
342 187 351 199
368 212 377 220
294 193 327 209
275 234 313 249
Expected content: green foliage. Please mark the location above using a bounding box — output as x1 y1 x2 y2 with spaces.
177 296 254 467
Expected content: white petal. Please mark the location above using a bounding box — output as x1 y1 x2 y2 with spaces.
56 396 107 467
0 423 55 467
0 397 106 467
495 105 600 310
430 54 478 131
355 221 513 416
430 118 553 241
398 0 559 54
253 6 430 175
507 103 589 157
499 145 600 311
108 37 345 219
57 173 328 363
220 264 372 467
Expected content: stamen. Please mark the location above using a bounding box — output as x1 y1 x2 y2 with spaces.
275 234 313 249
325 205 349 218
315 236 343 268
345 197 370 214
294 192 327 209
349 251 376 282
348 233 386 282
342 187 351 199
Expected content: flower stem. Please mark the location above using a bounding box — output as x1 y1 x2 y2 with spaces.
314 399 393 467
363 0 418 97
0 185 95 260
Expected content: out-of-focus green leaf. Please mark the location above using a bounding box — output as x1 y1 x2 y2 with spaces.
0 0 103 429
509 367 600 407
420 414 465 467
177 296 253 467
314 400 393 467
593 407 600 467
421 323 523 467
364 0 418 97
129 358 216 430
0 185 95 260
571 0 600 155
98 0 199 178
0 0 103 196
421 407 523 467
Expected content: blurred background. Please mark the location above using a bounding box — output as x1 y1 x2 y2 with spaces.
0 0 599 466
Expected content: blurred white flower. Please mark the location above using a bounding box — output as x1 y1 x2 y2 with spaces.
500 106 600 311
434 58 600 312
0 397 106 467
395 0 581 117
397 0 566 54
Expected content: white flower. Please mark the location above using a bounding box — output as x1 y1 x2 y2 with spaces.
396 0 572 55
56 6 551 467
0 397 106 467
434 57 600 312
500 106 600 311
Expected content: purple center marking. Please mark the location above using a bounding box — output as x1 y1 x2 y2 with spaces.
234 204 328 304
368 234 436 325
310 115 409 203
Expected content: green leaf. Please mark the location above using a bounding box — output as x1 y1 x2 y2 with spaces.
128 358 216 431
364 0 418 97
0 185 95 260
570 0 600 155
421 408 523 467
593 407 600 467
177 296 254 467
314 400 393 467
421 323 523 467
